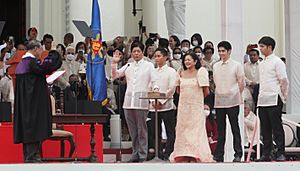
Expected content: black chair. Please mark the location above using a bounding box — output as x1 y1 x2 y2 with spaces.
40 95 76 159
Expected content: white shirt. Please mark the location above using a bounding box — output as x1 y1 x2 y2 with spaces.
0 75 14 104
56 59 80 89
112 58 154 110
244 61 260 86
213 58 245 108
149 64 177 112
257 54 289 106
22 52 36 59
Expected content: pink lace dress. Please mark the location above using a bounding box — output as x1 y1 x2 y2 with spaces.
170 67 214 162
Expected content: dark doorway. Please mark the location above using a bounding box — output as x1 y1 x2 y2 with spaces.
0 0 26 44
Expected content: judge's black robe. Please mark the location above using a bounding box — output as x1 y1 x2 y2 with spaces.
14 54 62 144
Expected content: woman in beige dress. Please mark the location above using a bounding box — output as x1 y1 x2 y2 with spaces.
170 52 214 163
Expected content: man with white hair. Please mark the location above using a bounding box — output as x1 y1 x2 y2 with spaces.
55 45 80 90
244 102 257 148
14 40 62 162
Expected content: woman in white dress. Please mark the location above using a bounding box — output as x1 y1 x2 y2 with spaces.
170 52 214 163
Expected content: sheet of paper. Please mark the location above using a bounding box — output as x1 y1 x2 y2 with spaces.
46 70 65 83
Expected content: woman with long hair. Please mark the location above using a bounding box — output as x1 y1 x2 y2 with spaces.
170 52 214 163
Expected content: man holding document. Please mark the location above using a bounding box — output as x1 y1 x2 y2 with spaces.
13 40 62 163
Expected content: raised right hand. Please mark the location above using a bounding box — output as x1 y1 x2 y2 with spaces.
112 54 121 64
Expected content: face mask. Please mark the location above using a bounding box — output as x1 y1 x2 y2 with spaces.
195 52 202 58
192 40 198 46
173 54 181 60
204 109 210 117
66 54 75 61
181 47 189 53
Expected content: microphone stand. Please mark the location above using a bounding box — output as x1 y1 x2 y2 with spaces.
72 81 79 162
118 75 122 163
117 59 124 162
116 58 129 162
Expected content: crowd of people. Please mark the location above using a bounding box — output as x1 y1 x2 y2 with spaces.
0 27 289 163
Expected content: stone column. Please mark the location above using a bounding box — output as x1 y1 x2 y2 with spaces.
164 0 186 41
285 0 300 114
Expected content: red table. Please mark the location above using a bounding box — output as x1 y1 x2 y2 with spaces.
0 123 103 163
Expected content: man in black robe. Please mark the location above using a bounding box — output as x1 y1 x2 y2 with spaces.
13 40 62 163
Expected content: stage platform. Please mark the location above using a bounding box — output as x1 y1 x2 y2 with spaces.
0 161 300 171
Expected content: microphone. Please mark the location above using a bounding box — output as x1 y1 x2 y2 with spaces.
119 63 131 73
124 63 130 71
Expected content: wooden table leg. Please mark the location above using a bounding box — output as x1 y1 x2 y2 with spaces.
89 123 98 162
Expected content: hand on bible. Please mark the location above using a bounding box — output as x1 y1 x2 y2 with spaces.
152 101 162 110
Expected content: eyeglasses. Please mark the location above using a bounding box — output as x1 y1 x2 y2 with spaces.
173 52 181 55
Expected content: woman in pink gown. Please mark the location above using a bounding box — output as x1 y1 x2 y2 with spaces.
170 52 214 163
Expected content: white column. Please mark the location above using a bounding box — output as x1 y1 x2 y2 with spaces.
143 0 221 43
142 0 169 39
220 0 244 162
164 0 186 41
142 0 185 40
285 0 300 114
